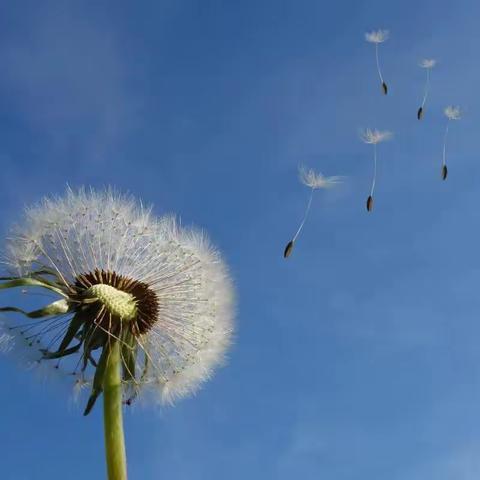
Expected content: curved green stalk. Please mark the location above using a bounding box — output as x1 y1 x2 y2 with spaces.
103 340 128 480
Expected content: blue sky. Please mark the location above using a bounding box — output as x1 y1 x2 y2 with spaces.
1 0 480 478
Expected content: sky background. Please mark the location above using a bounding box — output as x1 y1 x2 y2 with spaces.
0 0 480 478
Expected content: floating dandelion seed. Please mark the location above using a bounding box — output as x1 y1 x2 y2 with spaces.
0 188 235 479
360 128 393 212
417 59 436 120
283 166 341 258
441 106 462 180
365 29 389 95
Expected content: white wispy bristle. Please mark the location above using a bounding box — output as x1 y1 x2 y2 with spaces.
419 58 436 69
360 128 393 145
299 166 343 190
444 105 462 120
365 29 389 44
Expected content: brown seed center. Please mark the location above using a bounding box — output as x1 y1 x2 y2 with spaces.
73 269 159 336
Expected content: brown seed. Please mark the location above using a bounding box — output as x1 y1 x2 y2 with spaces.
417 107 424 120
284 240 294 258
441 164 448 180
382 82 388 95
366 195 374 212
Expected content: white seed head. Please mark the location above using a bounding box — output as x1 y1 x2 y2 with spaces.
444 105 462 120
360 128 393 145
298 166 343 190
365 29 389 44
1 188 235 406
419 58 436 69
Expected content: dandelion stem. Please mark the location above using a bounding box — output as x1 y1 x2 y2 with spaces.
375 43 384 84
292 188 314 242
421 68 430 109
103 340 128 480
370 144 377 197
443 120 450 166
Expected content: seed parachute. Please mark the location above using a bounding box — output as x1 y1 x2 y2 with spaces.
441 106 462 180
365 29 390 95
284 167 342 258
360 128 393 212
417 59 436 120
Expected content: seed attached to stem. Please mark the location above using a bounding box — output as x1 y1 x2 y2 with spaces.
417 59 436 120
284 166 342 258
365 29 390 96
441 105 461 181
360 128 393 213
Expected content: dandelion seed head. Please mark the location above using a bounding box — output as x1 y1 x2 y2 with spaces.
1 188 235 407
365 29 389 44
444 105 462 120
360 128 393 145
419 58 436 69
298 166 343 190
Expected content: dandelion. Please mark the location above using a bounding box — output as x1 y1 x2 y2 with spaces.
441 106 462 180
0 188 235 479
283 166 342 258
365 29 389 95
417 59 436 119
360 128 393 212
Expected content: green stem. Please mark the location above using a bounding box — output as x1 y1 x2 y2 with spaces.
103 341 128 480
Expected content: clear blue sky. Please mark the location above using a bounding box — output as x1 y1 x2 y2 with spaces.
1 1 480 478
